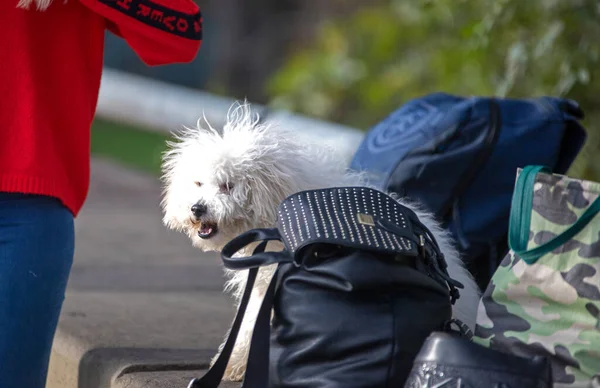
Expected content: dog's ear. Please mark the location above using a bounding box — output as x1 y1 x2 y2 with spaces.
160 129 199 231
246 170 293 228
160 169 189 232
245 152 308 228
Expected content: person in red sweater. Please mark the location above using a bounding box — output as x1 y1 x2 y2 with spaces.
0 0 202 386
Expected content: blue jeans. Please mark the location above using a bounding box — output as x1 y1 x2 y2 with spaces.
0 193 74 388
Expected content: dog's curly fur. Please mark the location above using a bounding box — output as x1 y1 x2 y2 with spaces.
17 0 56 11
161 102 480 382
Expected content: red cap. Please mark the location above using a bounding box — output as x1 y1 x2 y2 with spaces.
79 0 202 66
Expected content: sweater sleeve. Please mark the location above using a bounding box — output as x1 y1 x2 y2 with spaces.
78 0 202 66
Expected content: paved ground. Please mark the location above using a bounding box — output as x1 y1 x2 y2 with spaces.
47 158 239 388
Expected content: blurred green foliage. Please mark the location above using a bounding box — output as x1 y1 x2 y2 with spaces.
92 119 168 176
268 0 600 181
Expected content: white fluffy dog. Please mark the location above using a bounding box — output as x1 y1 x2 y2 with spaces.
161 103 480 382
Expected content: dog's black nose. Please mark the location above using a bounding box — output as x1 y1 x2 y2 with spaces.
191 203 207 218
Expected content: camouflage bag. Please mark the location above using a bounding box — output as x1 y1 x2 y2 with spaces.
474 165 600 387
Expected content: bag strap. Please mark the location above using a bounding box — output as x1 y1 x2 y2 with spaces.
443 318 474 340
440 98 502 222
554 98 587 175
187 228 291 388
239 264 279 387
508 165 600 264
221 228 290 270
187 243 266 388
377 209 464 303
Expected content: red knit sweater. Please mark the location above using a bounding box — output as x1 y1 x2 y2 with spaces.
0 0 202 216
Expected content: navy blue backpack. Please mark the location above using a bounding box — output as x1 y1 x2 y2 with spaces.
350 93 587 290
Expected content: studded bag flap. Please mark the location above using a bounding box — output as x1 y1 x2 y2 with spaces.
276 187 419 257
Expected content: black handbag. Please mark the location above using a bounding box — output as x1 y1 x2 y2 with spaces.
188 187 466 388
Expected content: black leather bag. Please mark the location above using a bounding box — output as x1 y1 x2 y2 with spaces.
404 332 553 388
189 187 466 388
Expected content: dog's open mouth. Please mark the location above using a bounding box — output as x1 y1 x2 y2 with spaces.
198 222 218 239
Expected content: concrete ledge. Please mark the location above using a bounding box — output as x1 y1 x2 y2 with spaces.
113 369 239 388
47 291 234 388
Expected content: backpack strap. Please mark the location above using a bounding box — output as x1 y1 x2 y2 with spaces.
239 263 279 387
443 318 474 340
221 228 291 270
439 99 502 222
187 228 291 388
187 244 265 388
376 208 464 304
554 99 586 175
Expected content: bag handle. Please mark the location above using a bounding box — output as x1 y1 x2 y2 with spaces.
187 229 292 388
187 242 266 388
221 228 291 270
508 165 600 264
239 263 279 387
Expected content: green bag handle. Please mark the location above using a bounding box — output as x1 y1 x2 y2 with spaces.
508 165 600 264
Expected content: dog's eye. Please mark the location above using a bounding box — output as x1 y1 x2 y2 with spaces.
219 182 234 194
194 181 202 187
